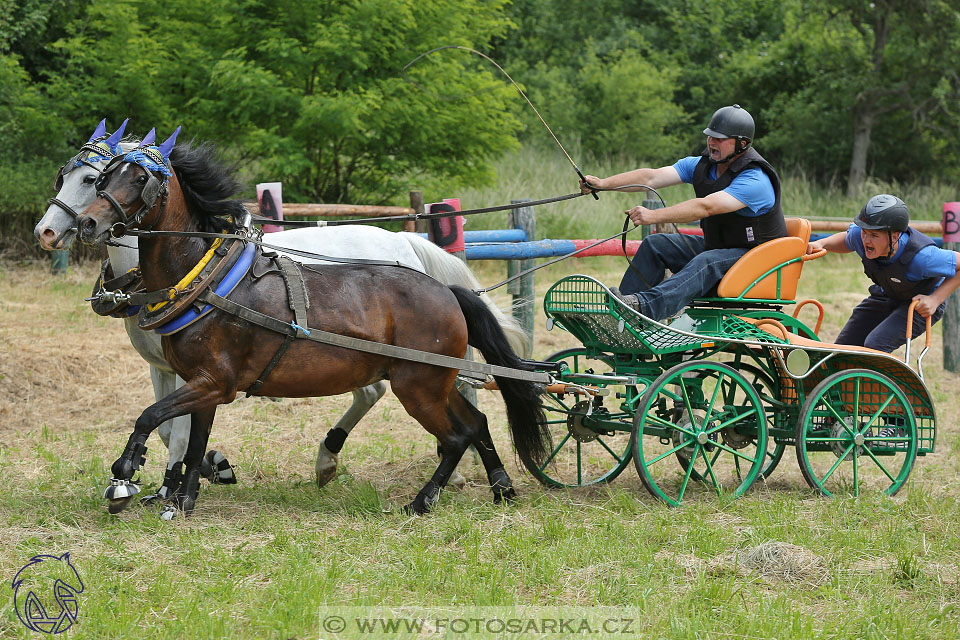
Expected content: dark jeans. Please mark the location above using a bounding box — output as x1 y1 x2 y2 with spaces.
835 286 945 353
619 233 747 321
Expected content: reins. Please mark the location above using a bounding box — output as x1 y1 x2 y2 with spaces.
243 190 589 228
111 182 671 294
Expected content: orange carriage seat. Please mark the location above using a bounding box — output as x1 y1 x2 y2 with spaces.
714 217 813 302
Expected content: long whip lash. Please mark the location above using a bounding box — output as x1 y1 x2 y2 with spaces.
403 45 598 198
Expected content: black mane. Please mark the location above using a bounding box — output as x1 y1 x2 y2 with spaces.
169 141 246 233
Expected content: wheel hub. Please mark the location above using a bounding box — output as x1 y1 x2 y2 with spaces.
567 400 599 442
830 417 871 460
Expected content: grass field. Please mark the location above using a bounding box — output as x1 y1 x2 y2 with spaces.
2 239 960 639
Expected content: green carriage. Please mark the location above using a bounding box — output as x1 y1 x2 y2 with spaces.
528 218 937 505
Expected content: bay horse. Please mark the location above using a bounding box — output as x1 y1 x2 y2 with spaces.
35 120 524 508
75 130 549 515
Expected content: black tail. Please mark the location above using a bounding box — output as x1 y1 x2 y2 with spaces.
449 286 550 469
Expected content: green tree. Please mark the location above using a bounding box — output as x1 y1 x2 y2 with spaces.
173 0 523 204
727 0 960 192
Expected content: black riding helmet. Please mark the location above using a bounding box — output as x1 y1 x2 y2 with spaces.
703 104 755 157
855 194 910 232
855 194 910 258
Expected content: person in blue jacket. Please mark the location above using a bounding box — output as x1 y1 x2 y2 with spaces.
581 104 787 321
807 194 960 353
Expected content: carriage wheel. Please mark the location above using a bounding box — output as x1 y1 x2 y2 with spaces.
526 348 635 488
632 361 767 506
676 363 783 483
796 369 917 497
738 363 787 480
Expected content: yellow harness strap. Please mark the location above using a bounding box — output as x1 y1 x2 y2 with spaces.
146 237 225 312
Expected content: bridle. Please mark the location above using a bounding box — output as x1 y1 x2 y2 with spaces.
95 154 170 234
47 141 118 222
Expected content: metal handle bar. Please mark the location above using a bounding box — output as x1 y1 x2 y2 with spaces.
904 300 932 376
792 299 825 336
801 248 828 261
753 318 789 340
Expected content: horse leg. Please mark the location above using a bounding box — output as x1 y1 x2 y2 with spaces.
315 381 386 488
141 367 191 505
448 389 517 504
406 435 469 515
108 378 229 513
392 381 476 514
163 408 216 519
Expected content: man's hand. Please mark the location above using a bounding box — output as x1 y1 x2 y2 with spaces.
626 205 657 227
912 293 942 318
580 175 604 194
806 240 825 255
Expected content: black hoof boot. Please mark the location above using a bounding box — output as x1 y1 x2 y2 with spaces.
199 450 236 485
403 482 442 515
488 467 516 504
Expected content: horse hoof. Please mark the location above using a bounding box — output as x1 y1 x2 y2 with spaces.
159 505 179 521
447 470 467 492
104 479 140 513
106 497 133 514
401 502 429 516
315 443 339 489
492 487 517 505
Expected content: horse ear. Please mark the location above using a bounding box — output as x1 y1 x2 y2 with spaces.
104 118 129 148
87 119 107 143
140 128 157 147
157 125 182 159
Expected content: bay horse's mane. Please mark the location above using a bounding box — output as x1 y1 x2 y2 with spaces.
168 140 245 233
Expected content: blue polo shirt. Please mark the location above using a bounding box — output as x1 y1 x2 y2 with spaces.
673 156 775 217
845 224 956 288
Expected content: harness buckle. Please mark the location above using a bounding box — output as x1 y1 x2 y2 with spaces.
85 289 130 304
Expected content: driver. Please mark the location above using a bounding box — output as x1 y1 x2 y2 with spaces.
806 194 960 353
581 104 787 321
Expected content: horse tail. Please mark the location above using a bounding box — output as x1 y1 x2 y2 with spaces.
402 232 529 357
449 285 550 470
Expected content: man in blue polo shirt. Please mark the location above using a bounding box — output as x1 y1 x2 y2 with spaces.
581 104 786 321
807 194 960 353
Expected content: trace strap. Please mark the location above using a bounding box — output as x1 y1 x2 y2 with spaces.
197 290 552 385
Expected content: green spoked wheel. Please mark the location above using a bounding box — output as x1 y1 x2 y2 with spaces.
796 369 918 497
632 360 767 506
738 363 787 480
526 348 636 488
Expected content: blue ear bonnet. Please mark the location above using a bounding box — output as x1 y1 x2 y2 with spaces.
122 148 173 180
122 126 180 182
75 118 129 166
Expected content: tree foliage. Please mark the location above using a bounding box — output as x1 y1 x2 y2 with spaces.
2 0 960 251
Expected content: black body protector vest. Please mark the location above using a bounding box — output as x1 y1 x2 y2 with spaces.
692 148 787 250
862 228 940 301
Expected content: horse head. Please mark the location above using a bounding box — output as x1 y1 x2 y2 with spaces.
77 126 180 246
34 118 143 250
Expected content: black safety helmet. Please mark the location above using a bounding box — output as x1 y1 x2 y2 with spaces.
703 104 755 155
855 194 910 232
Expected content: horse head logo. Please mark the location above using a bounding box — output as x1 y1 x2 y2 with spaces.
11 553 85 634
